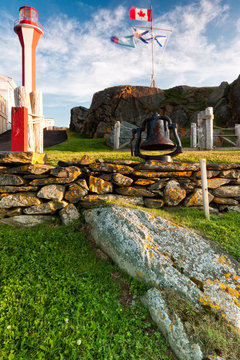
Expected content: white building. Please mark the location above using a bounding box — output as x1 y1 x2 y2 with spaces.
0 74 17 133
44 118 55 130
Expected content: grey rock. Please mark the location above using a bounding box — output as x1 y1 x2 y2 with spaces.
69 106 89 132
196 178 231 189
89 176 113 194
112 173 133 187
76 179 89 190
0 208 22 218
220 170 240 179
0 192 42 209
0 152 46 165
164 180 186 206
226 206 240 213
79 194 144 208
6 164 54 175
144 198 164 208
23 200 68 215
59 204 80 225
0 174 24 186
185 188 214 206
207 81 229 107
141 288 203 360
0 215 56 227
213 186 240 198
84 205 240 330
64 184 88 203
37 184 65 200
214 98 232 127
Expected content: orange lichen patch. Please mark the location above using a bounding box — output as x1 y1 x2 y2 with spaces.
218 256 230 267
205 279 219 285
89 176 113 194
158 310 162 315
134 179 155 186
220 283 240 299
120 86 133 98
146 244 153 249
137 270 143 278
225 272 240 282
150 253 154 258
169 324 173 330
32 152 46 164
133 170 192 178
199 295 221 310
146 235 152 242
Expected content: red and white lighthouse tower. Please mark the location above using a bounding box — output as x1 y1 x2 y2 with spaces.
14 6 43 93
12 6 44 153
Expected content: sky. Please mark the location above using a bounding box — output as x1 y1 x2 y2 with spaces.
0 0 240 127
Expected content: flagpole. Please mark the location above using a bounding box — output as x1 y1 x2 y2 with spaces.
150 5 156 88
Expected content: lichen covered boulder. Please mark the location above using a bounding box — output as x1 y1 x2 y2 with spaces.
84 205 240 332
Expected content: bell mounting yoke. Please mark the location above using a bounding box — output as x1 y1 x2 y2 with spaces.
131 114 182 162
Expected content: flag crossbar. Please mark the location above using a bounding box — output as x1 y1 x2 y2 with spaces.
131 25 172 32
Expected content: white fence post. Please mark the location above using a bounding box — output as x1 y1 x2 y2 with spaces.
197 107 214 150
30 90 44 153
114 121 120 150
235 124 240 147
190 123 197 148
200 158 210 220
205 107 214 150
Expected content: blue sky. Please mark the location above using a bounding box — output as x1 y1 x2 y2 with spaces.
0 0 240 127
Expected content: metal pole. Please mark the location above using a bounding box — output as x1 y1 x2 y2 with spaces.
150 5 156 88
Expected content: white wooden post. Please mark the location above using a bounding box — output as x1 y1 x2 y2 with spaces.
114 121 120 150
30 90 44 153
204 107 214 150
235 124 240 147
197 107 214 150
197 111 204 150
200 158 210 220
190 123 197 148
14 86 30 108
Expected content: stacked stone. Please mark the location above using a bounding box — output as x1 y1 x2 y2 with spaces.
0 152 240 226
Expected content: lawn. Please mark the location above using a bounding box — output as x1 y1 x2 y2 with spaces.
0 222 174 360
45 130 240 164
1 209 240 359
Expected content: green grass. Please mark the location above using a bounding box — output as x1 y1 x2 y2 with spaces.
143 207 240 261
45 131 240 164
0 222 174 360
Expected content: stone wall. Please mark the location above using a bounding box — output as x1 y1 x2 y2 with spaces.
0 152 240 226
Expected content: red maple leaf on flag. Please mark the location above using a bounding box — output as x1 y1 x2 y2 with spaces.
137 10 146 18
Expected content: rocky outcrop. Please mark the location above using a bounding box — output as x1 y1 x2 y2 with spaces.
84 205 240 359
71 85 213 138
70 75 240 139
69 106 88 133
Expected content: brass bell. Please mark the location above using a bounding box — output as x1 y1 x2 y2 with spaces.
140 117 175 151
131 113 182 162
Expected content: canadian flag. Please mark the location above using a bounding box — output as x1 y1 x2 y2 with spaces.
130 6 152 22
